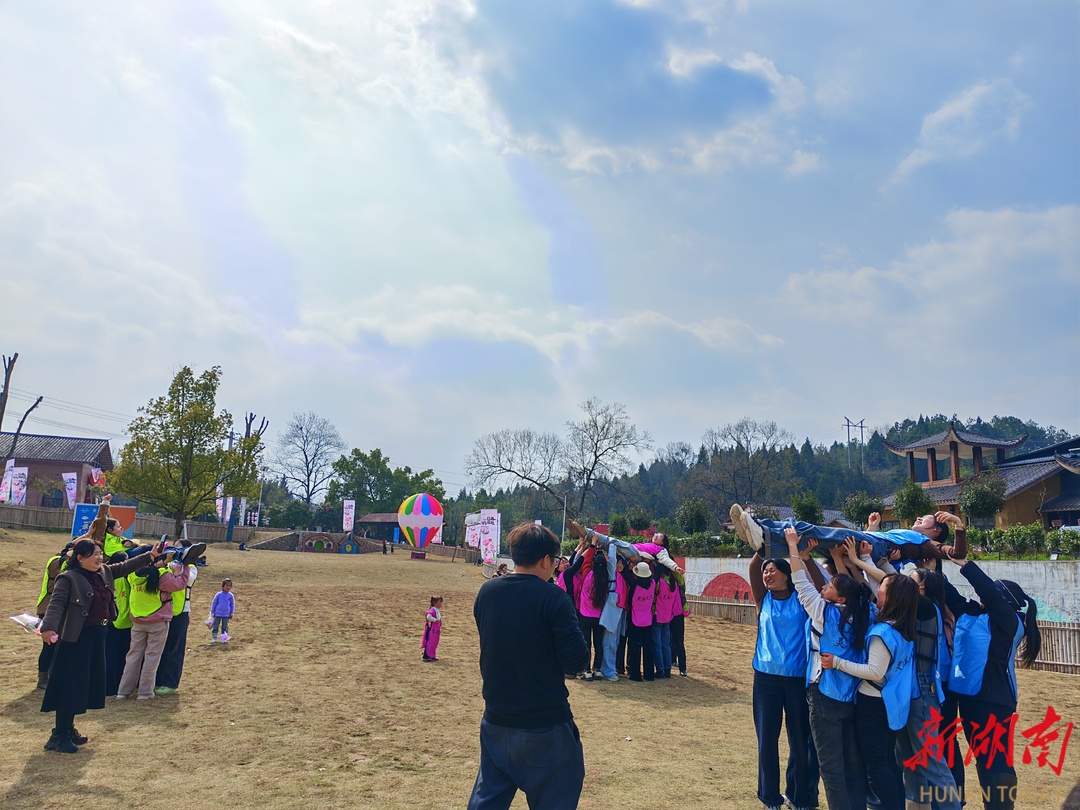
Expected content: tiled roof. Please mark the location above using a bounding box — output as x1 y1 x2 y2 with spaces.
1001 436 1080 464
883 423 1027 454
356 512 399 523
0 432 113 470
1040 493 1080 513
884 459 1063 507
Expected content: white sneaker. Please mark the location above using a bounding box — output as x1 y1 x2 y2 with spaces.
729 504 752 547
745 514 766 552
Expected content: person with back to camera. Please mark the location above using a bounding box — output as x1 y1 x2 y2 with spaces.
39 537 167 753
467 523 589 809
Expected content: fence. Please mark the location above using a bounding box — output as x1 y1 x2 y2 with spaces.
0 504 253 543
688 595 1080 676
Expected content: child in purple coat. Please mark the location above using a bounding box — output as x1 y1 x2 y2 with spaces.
210 578 234 643
422 596 442 662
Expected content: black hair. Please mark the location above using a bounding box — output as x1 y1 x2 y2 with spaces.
506 523 560 566
430 595 442 607
588 552 610 610
106 518 120 532
832 574 874 652
71 539 99 560
912 568 955 632
935 522 950 544
876 574 920 642
998 580 1042 667
762 557 794 594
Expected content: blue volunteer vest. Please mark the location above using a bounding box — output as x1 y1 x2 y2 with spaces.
809 603 865 702
865 623 918 731
753 591 810 678
950 612 1024 701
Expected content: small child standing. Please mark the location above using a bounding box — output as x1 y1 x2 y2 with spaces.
422 596 442 662
210 578 234 643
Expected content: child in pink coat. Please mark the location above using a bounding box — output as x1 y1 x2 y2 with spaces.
422 596 442 662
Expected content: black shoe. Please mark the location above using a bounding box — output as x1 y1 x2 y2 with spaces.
179 543 207 565
628 675 642 682
679 669 688 677
69 728 88 746
44 732 78 754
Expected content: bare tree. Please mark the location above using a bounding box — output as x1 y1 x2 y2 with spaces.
0 352 43 471
465 398 652 518
274 412 345 506
689 418 794 508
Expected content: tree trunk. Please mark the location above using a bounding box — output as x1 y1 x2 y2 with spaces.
173 513 185 539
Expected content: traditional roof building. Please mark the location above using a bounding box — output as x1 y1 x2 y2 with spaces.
0 431 113 507
881 424 1080 528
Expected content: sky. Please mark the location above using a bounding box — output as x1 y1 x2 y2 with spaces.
1 0 1078 497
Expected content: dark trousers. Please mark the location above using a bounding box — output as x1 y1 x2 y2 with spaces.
616 633 627 673
578 615 603 672
626 623 654 681
808 683 865 810
753 670 819 808
38 638 56 674
958 696 1019 810
156 612 190 689
855 694 904 810
467 717 584 810
669 613 686 673
104 626 132 696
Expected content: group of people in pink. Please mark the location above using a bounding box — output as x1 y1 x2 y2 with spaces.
732 503 1042 810
554 520 689 682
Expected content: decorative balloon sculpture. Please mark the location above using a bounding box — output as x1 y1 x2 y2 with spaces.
397 493 443 549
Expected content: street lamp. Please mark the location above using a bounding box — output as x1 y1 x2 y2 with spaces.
255 465 269 527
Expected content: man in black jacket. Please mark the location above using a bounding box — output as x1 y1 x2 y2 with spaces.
467 523 589 809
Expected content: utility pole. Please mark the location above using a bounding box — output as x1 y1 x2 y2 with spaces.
843 417 866 471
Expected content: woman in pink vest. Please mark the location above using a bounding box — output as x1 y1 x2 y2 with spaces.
625 561 656 681
614 556 630 675
577 551 609 680
652 566 680 678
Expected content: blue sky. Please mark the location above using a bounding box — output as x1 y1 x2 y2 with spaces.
1 0 1077 496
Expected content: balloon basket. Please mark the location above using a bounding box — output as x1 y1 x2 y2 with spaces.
410 551 427 560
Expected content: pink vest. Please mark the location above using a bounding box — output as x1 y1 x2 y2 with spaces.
654 578 678 624
634 542 665 557
615 575 629 609
630 580 655 627
578 572 603 619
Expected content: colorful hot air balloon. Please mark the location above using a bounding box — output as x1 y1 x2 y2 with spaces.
398 493 444 549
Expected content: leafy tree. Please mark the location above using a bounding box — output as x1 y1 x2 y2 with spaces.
791 491 825 525
274 412 345 506
688 418 794 511
111 366 262 535
675 497 710 534
891 480 936 525
626 505 652 532
608 514 629 537
842 491 886 528
267 499 314 530
958 468 1006 526
327 448 445 515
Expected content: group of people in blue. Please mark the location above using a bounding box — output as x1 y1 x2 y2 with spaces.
734 503 1042 810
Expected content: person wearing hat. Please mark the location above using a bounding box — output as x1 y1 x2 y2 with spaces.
940 559 1041 810
624 559 657 682
467 523 589 809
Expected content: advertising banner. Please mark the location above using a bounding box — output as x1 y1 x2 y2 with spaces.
62 473 79 509
464 512 481 548
10 467 28 506
478 508 500 564
343 499 355 533
71 503 137 540
0 458 13 503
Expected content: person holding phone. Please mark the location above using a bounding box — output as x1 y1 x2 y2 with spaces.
39 537 166 753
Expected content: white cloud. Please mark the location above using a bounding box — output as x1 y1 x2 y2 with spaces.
786 148 821 176
890 79 1031 183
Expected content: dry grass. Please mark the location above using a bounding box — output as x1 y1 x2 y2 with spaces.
1 527 1079 809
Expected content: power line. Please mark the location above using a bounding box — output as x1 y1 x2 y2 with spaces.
22 414 126 439
6 387 134 422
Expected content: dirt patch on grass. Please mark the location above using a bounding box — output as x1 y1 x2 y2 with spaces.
1 529 1079 809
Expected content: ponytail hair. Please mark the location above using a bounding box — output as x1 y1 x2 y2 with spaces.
999 580 1042 668
832 574 873 652
589 552 609 610
135 566 163 595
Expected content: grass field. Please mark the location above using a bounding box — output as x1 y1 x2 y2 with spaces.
2 528 1079 809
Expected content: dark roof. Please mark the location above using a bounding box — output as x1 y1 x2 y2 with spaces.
1000 436 1080 465
0 432 113 470
884 459 1063 507
356 512 399 523
1040 493 1080 513
883 422 1027 456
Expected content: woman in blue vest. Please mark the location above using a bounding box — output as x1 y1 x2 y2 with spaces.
786 527 874 810
750 549 818 810
943 560 1041 810
823 573 920 810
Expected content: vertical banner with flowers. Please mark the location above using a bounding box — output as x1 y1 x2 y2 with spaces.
10 467 29 506
216 484 224 520
0 458 13 503
343 499 356 533
62 473 79 509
